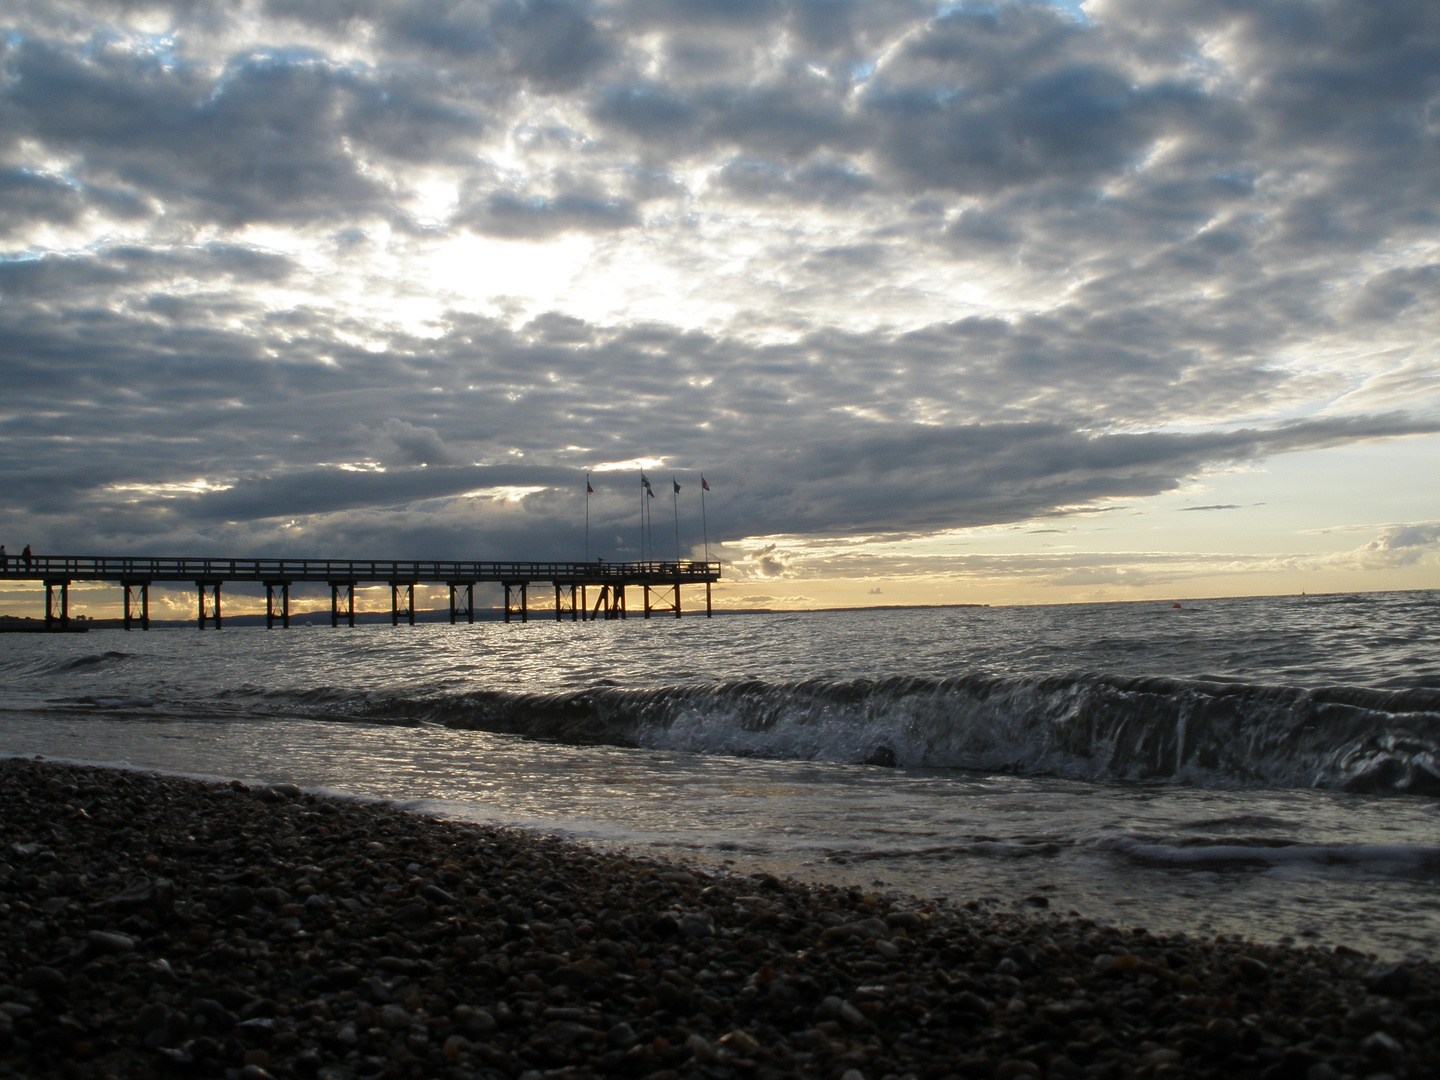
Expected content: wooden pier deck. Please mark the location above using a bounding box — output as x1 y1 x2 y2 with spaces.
0 555 721 629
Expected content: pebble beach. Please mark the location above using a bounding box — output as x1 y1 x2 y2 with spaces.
1 757 1436 1080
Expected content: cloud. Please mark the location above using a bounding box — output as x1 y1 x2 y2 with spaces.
1353 523 1440 570
379 419 460 466
0 0 1436 578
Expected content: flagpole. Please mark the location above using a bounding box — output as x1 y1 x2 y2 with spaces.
672 476 680 562
639 473 645 563
701 477 709 563
585 473 590 562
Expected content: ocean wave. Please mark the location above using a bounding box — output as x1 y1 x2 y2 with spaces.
327 672 1440 796
51 651 132 673
28 671 1440 795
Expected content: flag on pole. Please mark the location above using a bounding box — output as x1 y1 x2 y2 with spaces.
701 476 710 491
586 480 594 494
673 479 681 493
647 487 655 498
641 474 653 493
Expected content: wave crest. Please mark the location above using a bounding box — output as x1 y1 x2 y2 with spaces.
416 673 1440 795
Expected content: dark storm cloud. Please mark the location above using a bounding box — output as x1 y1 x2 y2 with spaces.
0 0 1437 559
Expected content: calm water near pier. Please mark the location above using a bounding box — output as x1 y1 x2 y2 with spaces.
2 591 1438 959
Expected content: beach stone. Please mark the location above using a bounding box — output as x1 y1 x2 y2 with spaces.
223 885 256 911
1362 1030 1405 1063
1365 963 1413 997
1235 956 1270 983
453 1004 496 1033
133 1003 185 1049
22 965 66 994
103 876 175 916
996 1059 1042 1079
607 1022 638 1048
678 912 714 939
87 929 135 954
380 1004 412 1030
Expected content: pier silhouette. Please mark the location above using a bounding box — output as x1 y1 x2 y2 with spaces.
0 556 720 629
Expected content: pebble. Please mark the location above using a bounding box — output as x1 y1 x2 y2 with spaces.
0 757 1436 1080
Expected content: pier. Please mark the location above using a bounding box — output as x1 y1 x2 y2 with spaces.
0 556 720 629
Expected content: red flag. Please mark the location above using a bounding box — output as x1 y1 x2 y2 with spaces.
586 480 594 494
701 476 710 491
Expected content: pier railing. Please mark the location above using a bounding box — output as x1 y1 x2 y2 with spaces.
0 555 721 628
0 555 719 584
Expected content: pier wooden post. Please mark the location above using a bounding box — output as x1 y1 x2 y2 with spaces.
331 582 356 627
266 583 290 629
706 580 712 618
520 582 528 623
615 584 625 619
554 583 562 622
643 584 651 619
448 582 474 625
197 582 221 629
124 582 150 630
503 584 512 623
390 582 415 625
45 581 69 629
674 581 681 618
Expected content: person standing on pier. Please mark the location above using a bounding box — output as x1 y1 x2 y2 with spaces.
22 545 31 571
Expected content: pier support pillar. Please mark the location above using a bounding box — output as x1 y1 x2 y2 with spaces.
330 582 356 627
614 584 626 620
643 585 651 619
554 583 562 622
706 580 712 618
502 582 528 623
265 582 290 629
675 582 682 619
391 583 415 626
449 583 474 625
590 585 608 620
45 581 70 630
123 582 150 630
571 583 578 622
197 582 221 629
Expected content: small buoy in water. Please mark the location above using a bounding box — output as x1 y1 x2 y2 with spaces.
1172 603 1182 609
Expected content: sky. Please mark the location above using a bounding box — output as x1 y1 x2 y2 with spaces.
1 0 1438 616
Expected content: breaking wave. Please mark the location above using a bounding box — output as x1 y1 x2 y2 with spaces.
286 672 1440 796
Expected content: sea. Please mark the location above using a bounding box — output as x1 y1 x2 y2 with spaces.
2 590 1438 960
